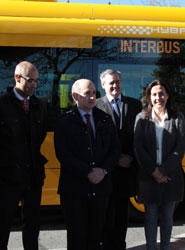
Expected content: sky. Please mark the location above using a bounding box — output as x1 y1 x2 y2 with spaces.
58 0 185 7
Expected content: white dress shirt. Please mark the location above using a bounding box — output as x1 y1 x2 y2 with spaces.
107 94 122 116
152 108 168 165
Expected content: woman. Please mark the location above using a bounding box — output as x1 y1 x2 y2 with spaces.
134 79 185 250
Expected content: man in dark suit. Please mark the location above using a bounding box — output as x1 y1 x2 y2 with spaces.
0 61 47 250
96 69 142 250
54 79 120 250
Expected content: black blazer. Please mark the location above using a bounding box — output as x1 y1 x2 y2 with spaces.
0 87 47 189
134 111 185 203
54 106 120 199
96 95 142 197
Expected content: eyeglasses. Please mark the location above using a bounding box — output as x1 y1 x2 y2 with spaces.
19 75 39 84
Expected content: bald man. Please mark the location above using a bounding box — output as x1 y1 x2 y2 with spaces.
54 79 120 250
0 61 47 250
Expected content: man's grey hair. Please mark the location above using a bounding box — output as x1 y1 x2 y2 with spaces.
71 80 80 103
100 69 121 82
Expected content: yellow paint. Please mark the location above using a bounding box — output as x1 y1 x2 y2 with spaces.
130 196 145 213
0 1 185 22
0 34 92 48
41 169 60 205
40 132 60 205
0 2 185 47
5 0 57 2
41 132 60 170
0 1 92 19
1 17 185 40
4 0 57 1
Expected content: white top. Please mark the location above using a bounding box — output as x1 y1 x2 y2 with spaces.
152 108 168 165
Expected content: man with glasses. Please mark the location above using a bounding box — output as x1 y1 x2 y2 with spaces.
0 61 47 250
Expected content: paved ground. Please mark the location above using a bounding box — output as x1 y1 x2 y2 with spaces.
8 202 185 250
8 225 185 250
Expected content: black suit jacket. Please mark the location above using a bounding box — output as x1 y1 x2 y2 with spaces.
54 106 120 199
0 87 47 190
96 95 142 197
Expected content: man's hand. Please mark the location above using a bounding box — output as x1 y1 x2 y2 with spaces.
88 168 106 184
152 167 171 183
157 176 171 184
117 154 133 168
152 167 163 181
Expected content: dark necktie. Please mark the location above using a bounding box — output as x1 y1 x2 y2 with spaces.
112 98 120 129
114 98 120 117
22 99 29 112
84 114 94 136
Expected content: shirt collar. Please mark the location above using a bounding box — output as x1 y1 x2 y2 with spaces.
13 87 30 101
107 94 121 103
77 107 93 118
152 108 168 125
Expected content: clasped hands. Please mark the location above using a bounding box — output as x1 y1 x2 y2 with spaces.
117 154 133 168
88 168 106 184
152 167 171 184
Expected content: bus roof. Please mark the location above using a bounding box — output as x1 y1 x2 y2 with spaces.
1 0 185 47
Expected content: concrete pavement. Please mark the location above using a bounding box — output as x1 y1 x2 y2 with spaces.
8 225 185 250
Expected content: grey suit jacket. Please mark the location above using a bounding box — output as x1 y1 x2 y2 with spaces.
96 95 141 154
96 94 142 197
134 110 185 203
96 95 126 129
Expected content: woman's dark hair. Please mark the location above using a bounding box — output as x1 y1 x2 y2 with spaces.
145 79 172 109
144 79 175 117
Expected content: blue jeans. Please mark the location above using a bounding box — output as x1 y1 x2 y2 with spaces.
144 201 175 250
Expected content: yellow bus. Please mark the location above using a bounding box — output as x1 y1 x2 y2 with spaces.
1 0 185 217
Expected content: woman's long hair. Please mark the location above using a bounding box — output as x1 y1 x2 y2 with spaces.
144 79 175 117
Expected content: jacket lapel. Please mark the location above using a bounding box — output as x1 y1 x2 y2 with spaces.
72 106 87 127
102 96 116 125
101 95 127 130
120 95 128 129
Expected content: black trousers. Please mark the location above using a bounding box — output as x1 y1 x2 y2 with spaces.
103 195 129 250
0 187 42 250
62 196 108 250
